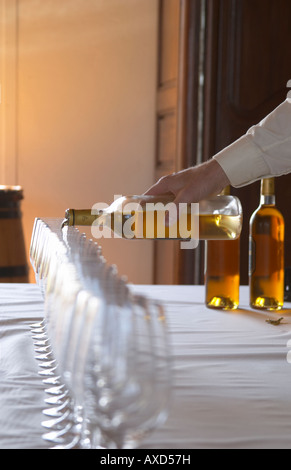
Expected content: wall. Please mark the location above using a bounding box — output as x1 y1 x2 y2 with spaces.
1 0 158 284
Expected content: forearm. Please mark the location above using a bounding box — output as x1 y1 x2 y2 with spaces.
214 98 291 187
144 99 291 203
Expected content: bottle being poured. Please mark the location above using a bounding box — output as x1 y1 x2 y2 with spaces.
61 193 243 242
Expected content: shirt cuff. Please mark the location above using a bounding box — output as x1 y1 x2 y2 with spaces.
213 135 271 187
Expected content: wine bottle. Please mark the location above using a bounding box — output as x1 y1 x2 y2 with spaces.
249 177 284 310
62 193 243 241
204 187 240 310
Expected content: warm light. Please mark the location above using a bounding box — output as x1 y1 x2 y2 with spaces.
0 185 22 191
209 296 224 307
254 296 282 310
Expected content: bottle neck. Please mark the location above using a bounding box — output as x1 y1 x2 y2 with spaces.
62 209 102 227
219 185 231 196
260 194 275 205
260 178 275 206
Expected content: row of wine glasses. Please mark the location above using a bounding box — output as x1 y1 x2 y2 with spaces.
30 219 81 447
30 217 171 449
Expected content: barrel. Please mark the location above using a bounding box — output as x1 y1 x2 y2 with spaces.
0 186 29 283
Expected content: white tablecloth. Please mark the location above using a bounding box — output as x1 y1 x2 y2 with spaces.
1 283 291 449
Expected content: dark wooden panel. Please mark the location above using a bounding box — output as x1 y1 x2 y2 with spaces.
155 0 291 286
213 0 291 152
202 0 291 285
227 0 291 113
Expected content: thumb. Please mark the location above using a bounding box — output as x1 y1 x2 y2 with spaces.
143 180 168 197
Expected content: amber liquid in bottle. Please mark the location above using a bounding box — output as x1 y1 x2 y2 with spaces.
63 206 242 240
249 178 284 310
204 187 240 310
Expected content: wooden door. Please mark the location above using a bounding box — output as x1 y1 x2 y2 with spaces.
154 0 291 285
202 0 291 285
154 0 202 284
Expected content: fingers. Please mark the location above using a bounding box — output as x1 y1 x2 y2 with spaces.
143 174 174 196
143 159 230 202
173 188 195 205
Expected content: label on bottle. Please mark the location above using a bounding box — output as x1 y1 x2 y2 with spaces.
249 234 284 276
249 237 256 276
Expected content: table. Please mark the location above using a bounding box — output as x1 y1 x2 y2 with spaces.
1 283 291 449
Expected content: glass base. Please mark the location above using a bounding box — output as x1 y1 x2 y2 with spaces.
250 296 283 311
206 296 238 310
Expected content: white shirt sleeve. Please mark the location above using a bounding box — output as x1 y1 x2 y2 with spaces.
213 98 291 187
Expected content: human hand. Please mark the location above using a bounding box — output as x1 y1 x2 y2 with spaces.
144 159 230 204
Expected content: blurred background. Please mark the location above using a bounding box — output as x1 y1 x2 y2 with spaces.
0 0 158 284
1 0 291 285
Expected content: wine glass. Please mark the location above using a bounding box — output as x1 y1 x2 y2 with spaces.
40 266 83 447
30 217 43 272
82 287 171 449
42 239 107 448
31 226 80 444
30 217 171 450
56 260 114 448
